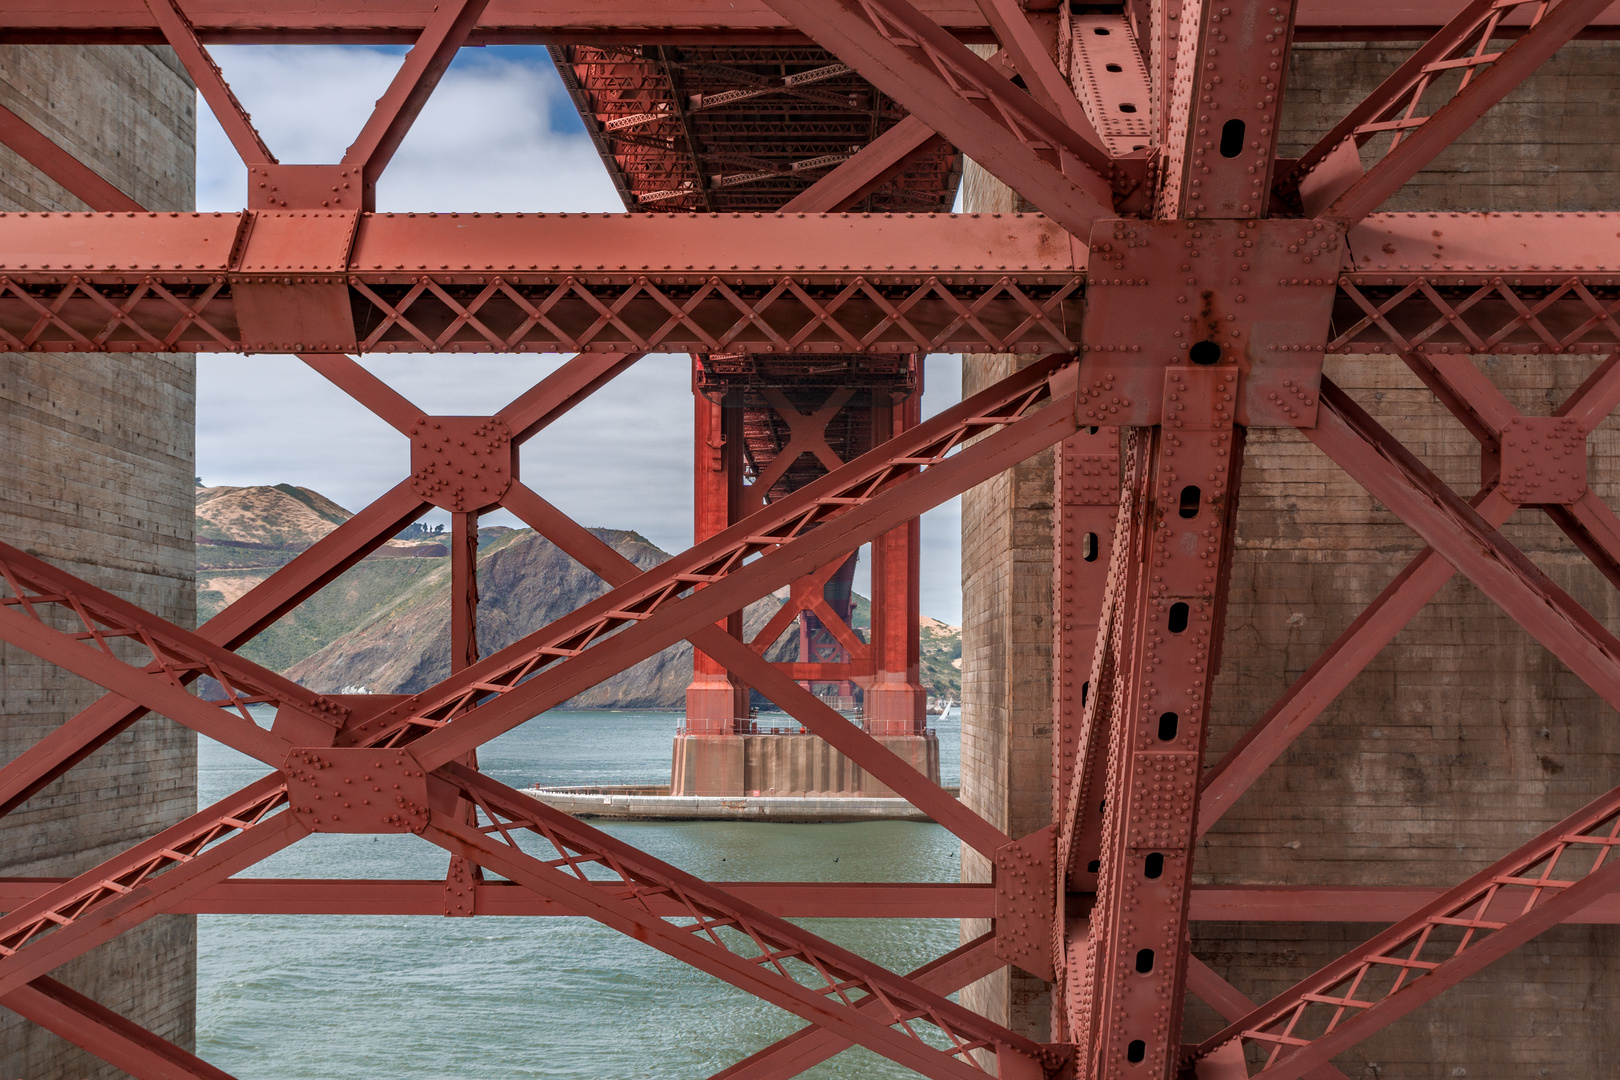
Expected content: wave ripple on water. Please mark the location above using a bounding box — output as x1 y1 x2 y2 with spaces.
198 708 965 1078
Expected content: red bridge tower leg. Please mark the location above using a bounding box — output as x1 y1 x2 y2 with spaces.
674 355 939 796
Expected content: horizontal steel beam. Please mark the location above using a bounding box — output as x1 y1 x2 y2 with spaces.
1187 885 1620 923
7 0 1620 44
5 878 1614 922
0 212 1616 356
0 878 996 918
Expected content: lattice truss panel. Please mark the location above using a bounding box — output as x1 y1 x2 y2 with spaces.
1 0 1619 1078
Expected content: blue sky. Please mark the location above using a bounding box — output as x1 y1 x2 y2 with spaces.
193 46 967 623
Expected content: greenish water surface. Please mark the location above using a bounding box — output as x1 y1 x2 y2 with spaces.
197 707 964 1078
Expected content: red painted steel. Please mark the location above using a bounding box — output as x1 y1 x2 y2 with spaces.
0 104 144 213
11 875 1620 924
709 934 1005 1080
12 0 1620 45
3 976 240 1080
685 378 751 734
1196 783 1620 1079
428 763 1059 1078
1078 378 1247 1077
3 1 1620 1077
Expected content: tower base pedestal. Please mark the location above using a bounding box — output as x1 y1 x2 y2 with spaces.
671 731 940 797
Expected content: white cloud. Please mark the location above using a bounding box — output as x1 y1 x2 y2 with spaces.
200 45 617 212
193 47 968 623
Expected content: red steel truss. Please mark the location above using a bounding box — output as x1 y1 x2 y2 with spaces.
3 0 1620 1077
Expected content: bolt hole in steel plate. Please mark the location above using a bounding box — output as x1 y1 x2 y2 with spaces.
1168 601 1190 633
1220 118 1247 158
1189 339 1222 365
1144 852 1165 879
1178 484 1202 518
1135 948 1155 974
1158 711 1180 740
1127 1040 1146 1063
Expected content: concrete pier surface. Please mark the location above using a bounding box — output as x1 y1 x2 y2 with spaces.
958 38 1620 1074
0 43 198 1080
524 784 961 823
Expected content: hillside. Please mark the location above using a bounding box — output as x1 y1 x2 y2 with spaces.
196 483 351 546
197 483 961 706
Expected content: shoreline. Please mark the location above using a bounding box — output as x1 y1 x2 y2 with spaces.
524 784 961 823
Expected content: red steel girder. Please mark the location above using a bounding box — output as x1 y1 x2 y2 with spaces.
498 478 984 845
1195 347 1620 830
0 352 1085 1072
0 104 144 213
341 0 492 207
1195 781 1620 1079
9 877 1620 923
709 933 1005 1080
143 0 273 167
1156 0 1299 219
3 976 239 1080
337 357 1078 775
1305 377 1620 714
1279 0 1614 222
0 357 1078 1048
762 0 1125 235
425 762 1059 1079
0 542 348 762
0 775 303 999
5 212 1619 358
0 878 997 919
9 1 1620 45
0 352 629 821
1072 373 1246 1077
5 2 1620 1074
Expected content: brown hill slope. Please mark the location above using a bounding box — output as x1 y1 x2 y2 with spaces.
196 483 961 706
284 527 787 706
196 483 351 546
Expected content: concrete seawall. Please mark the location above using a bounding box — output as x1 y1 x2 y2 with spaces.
525 785 961 823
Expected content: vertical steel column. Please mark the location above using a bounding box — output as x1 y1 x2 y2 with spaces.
685 364 749 733
1082 368 1244 1079
866 389 927 736
450 509 480 673
445 511 484 916
1052 427 1124 841
1050 424 1122 1040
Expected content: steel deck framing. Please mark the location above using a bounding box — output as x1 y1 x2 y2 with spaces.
1 0 1618 1076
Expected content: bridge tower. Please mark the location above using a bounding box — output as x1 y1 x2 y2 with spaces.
676 354 938 796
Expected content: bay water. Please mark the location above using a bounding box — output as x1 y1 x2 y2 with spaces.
197 708 964 1078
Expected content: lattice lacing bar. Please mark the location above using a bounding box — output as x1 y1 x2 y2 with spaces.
1352 0 1553 151
452 773 1019 1073
851 0 1098 175
1227 796 1620 1076
1331 277 1620 354
348 274 1081 356
0 779 289 961
0 274 1080 355
0 546 345 732
0 276 234 352
346 355 1071 751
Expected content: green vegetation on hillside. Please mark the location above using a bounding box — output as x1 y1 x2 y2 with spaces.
196 484 963 707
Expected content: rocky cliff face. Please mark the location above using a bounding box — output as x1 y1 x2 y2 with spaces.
196 482 961 706
284 526 785 706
